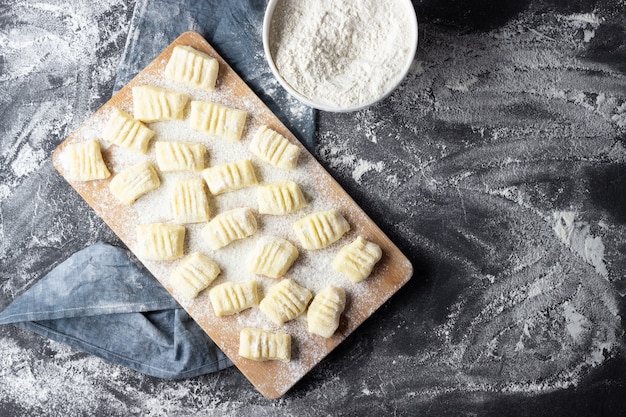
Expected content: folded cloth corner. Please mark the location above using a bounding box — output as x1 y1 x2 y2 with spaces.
0 242 232 379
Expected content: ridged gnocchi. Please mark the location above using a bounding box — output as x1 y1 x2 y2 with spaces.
155 141 206 172
189 100 247 141
109 160 160 204
201 159 257 195
64 139 110 181
259 279 312 326
169 252 220 299
239 328 291 362
203 207 257 250
136 223 185 261
307 286 346 338
248 236 299 279
101 107 155 153
165 45 219 90
209 280 259 316
132 85 189 122
249 125 300 170
170 177 211 223
293 210 350 250
333 236 382 283
257 180 307 215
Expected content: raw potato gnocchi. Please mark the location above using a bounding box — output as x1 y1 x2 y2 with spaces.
307 286 346 338
64 139 110 181
249 125 300 170
165 45 219 90
101 107 155 153
169 252 220 299
136 223 185 261
55 37 410 384
155 141 206 172
109 160 160 204
259 279 312 326
257 180 307 215
132 85 189 122
189 100 247 142
293 210 350 250
170 177 211 223
209 280 259 316
203 207 257 250
333 236 382 283
248 236 299 279
239 328 291 362
202 159 257 195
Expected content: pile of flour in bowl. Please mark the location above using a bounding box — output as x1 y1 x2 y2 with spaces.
268 0 416 110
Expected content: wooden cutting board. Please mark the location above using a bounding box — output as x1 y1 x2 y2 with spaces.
52 31 413 399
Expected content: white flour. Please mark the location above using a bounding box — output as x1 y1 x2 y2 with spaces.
269 0 415 109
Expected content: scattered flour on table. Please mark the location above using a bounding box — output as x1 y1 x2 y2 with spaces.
1 0 132 196
565 12 603 42
10 144 46 178
313 6 626 402
268 0 415 108
552 211 608 278
317 138 391 186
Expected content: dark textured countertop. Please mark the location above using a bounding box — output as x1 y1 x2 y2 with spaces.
2 1 626 415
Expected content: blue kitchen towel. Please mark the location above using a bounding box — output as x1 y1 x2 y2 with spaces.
0 242 232 378
0 0 315 379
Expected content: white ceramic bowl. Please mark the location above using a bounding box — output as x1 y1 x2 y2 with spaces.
262 0 419 112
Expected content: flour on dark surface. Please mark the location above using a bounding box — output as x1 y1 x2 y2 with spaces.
0 0 133 305
316 1 626 409
2 0 626 415
0 1 136 413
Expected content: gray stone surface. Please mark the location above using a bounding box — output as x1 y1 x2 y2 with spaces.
1 0 626 415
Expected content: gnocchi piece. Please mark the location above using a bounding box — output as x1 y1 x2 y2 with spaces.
209 280 259 316
293 210 350 250
333 236 382 283
307 286 346 338
164 45 219 90
239 328 291 362
257 180 307 215
189 100 247 141
109 161 160 204
169 252 220 299
249 125 300 170
201 159 257 195
259 279 312 326
203 207 257 250
136 223 185 261
132 85 189 122
155 141 206 172
248 236 299 279
101 107 155 153
170 177 211 223
64 139 110 181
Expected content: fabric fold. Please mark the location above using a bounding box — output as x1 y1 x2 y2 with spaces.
0 242 232 379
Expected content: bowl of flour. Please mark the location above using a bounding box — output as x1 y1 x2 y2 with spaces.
263 0 418 112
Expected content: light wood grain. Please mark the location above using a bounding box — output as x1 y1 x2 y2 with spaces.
52 32 412 399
